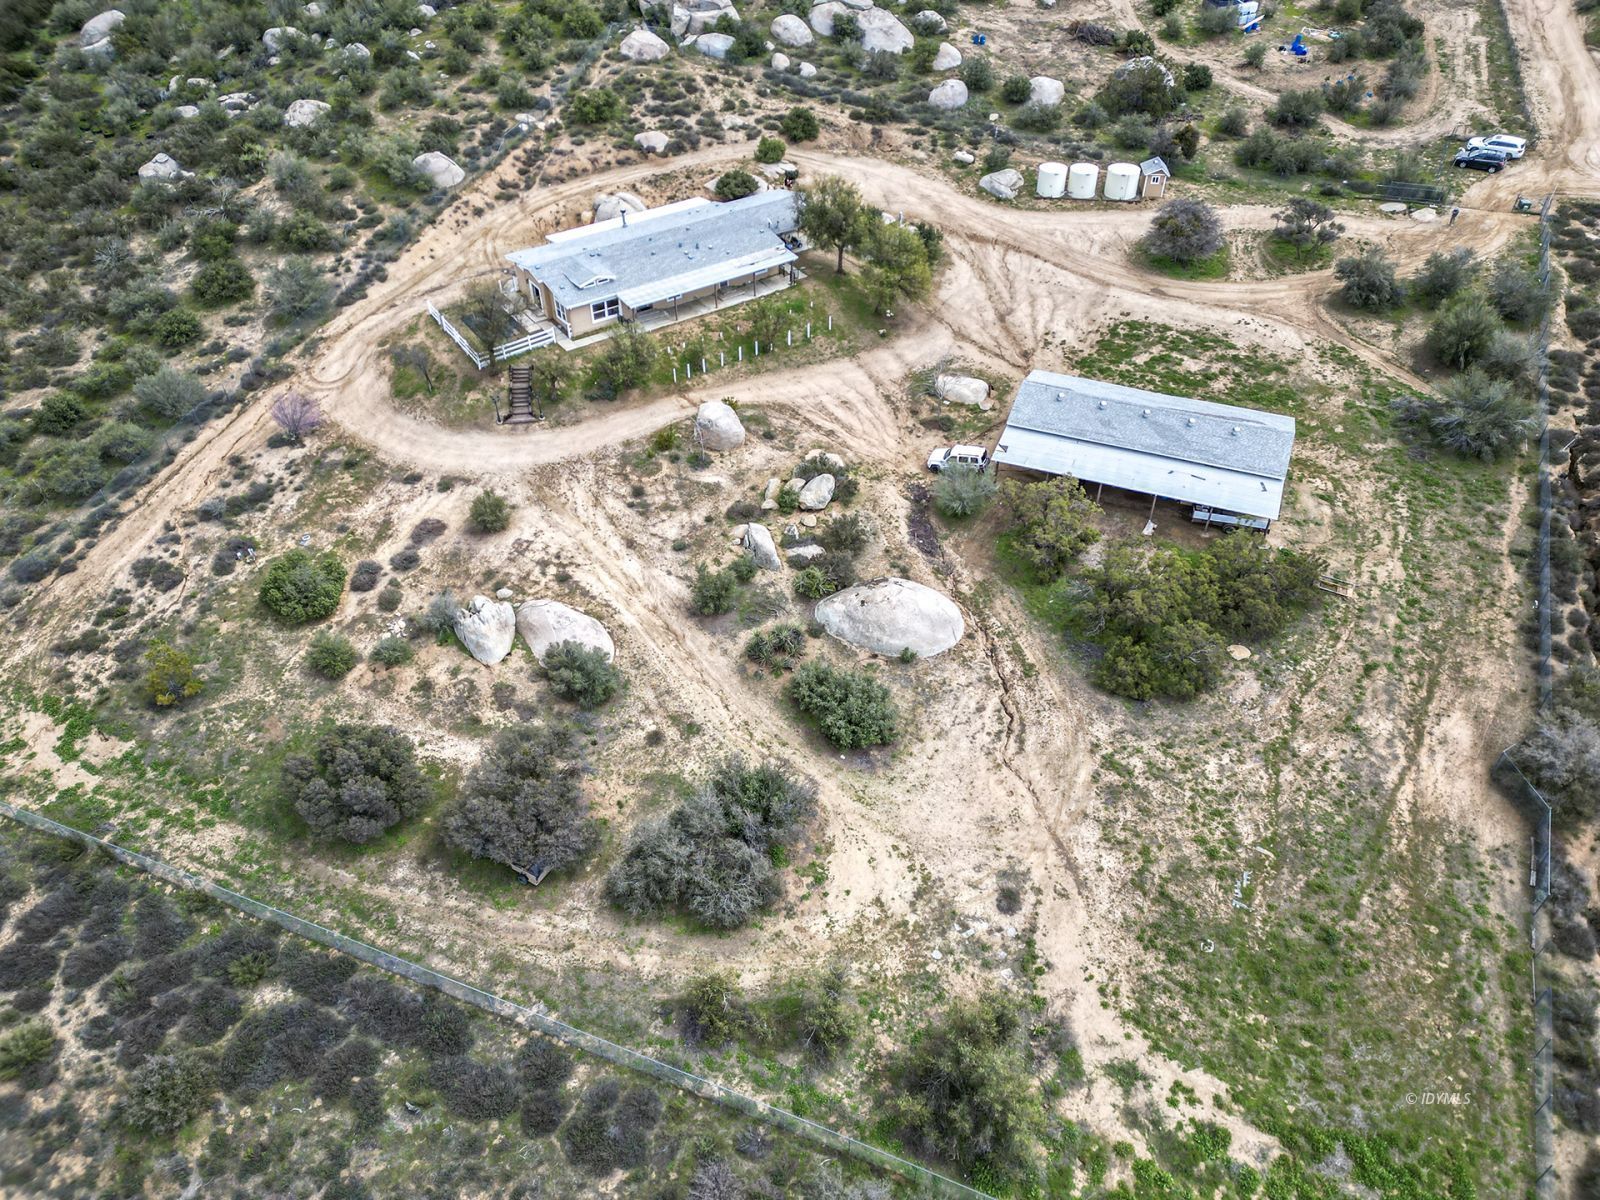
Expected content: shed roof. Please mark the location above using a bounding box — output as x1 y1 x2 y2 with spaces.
507 190 800 311
992 370 1296 520
1140 156 1170 176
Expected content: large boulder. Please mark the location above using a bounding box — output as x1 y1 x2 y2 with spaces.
412 151 465 188
771 13 814 45
284 98 331 127
912 9 947 31
980 168 1024 200
343 42 372 59
262 26 301 52
620 27 671 60
691 31 735 57
808 2 848 36
137 153 190 181
682 0 739 34
594 191 646 222
798 473 835 511
80 10 125 46
82 37 117 59
928 79 967 110
741 524 781 570
798 60 817 77
695 400 745 450
634 130 669 154
516 600 615 664
771 51 792 69
1029 75 1065 107
455 595 517 666
932 41 961 70
174 105 200 120
814 577 965 658
857 7 914 53
934 373 991 408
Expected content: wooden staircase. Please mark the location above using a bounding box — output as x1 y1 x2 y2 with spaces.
503 365 536 424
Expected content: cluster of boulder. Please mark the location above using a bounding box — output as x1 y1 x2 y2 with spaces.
930 71 1062 114
453 595 616 668
79 9 124 60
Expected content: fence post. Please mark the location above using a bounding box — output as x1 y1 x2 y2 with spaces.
737 346 743 363
686 361 692 380
720 351 726 367
787 329 793 347
806 321 812 339
673 366 678 384
702 357 708 374
827 314 833 331
754 341 760 357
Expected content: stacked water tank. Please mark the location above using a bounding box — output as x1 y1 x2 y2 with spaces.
1067 162 1098 200
1104 162 1140 201
1035 162 1067 199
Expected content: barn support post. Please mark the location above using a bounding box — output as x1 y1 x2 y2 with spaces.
1148 494 1158 520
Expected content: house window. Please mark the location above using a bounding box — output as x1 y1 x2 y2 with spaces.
590 298 620 322
553 301 567 324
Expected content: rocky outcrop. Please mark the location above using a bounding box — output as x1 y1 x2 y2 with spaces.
80 10 125 47
786 543 824 563
343 42 371 59
980 168 1024 200
928 79 968 110
412 151 465 188
742 524 781 570
695 400 745 451
680 0 740 35
455 595 517 665
516 600 615 664
771 51 792 70
934 373 991 408
771 13 814 45
857 7 914 53
798 474 835 511
137 153 190 181
620 27 671 60
634 131 669 154
814 577 964 658
1029 75 1065 107
797 61 817 77
912 9 946 31
284 98 330 127
262 26 301 52
690 31 735 57
932 41 961 70
952 150 975 164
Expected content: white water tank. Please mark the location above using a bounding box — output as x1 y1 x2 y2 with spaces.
1067 162 1099 200
1104 161 1140 202
1036 161 1068 199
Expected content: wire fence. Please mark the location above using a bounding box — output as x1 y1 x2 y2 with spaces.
0 799 994 1200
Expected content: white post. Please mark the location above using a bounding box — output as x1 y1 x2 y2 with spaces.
754 341 760 357
737 345 743 362
672 366 678 383
827 314 833 331
686 361 692 380
720 351 726 367
787 330 792 347
701 357 707 373
806 321 812 338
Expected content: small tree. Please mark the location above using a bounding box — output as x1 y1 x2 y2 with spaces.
442 724 598 875
271 390 322 444
543 641 622 708
1426 292 1501 367
135 367 206 420
799 175 868 274
1389 369 1537 460
1097 58 1179 117
1141 199 1224 266
566 87 624 125
860 221 933 314
1272 88 1324 128
144 641 203 708
259 549 346 624
121 1053 216 1136
390 344 434 393
779 106 820 142
527 353 573 417
754 136 786 164
713 169 760 200
283 723 432 844
470 489 512 533
306 630 358 679
592 324 657 398
933 465 997 518
1334 246 1404 310
1273 198 1343 254
1001 476 1101 577
1485 258 1551 324
785 662 899 749
1409 248 1478 308
691 564 739 616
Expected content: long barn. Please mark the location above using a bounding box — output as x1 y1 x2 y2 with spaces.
991 370 1296 531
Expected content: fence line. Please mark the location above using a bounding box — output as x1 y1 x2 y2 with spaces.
671 313 834 385
427 300 488 370
0 800 994 1200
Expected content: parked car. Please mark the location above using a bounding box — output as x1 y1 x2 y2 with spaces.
1454 147 1508 172
1466 134 1527 159
926 444 989 472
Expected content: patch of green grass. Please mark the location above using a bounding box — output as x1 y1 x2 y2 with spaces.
1137 243 1232 281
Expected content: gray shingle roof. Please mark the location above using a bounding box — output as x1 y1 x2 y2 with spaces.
1140 156 1170 176
506 190 800 311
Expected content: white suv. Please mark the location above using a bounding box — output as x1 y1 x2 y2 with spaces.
926 444 989 472
1467 134 1527 159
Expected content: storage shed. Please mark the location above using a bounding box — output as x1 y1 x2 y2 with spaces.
1138 156 1170 199
991 370 1296 529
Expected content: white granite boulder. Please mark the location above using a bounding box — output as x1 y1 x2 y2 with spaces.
691 31 735 57
455 595 517 666
912 9 946 31
932 41 961 70
82 37 117 60
771 13 814 45
682 0 740 34
262 26 301 52
980 168 1024 200
418 2 437 15
798 473 835 511
343 42 371 59
137 153 190 181
80 10 125 47
695 400 745 450
772 50 792 69
412 151 465 188
952 149 974 164
935 373 991 408
594 191 647 222
620 27 671 60
798 60 817 77
742 524 782 570
787 543 825 564
284 98 331 127
174 105 200 120
928 79 967 110
808 2 847 36
814 577 965 658
1029 75 1065 107
857 7 914 52
516 600 615 664
634 131 669 153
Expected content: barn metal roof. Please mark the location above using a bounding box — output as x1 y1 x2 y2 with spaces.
618 247 796 310
506 190 800 311
992 370 1296 520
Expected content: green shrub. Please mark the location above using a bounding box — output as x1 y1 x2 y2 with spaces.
306 630 358 679
469 488 512 532
122 1053 216 1135
371 636 414 667
1426 292 1501 367
755 136 786 164
543 640 622 708
1389 369 1537 460
153 307 203 349
934 465 998 517
960 56 994 93
691 563 739 615
190 259 256 306
714 169 760 200
259 549 346 624
1184 63 1213 90
0 1020 55 1080
282 724 431 844
1000 74 1031 104
1001 476 1100 578
746 622 807 669
144 640 203 708
134 366 206 420
779 106 820 141
785 662 898 749
567 87 624 125
1334 246 1404 311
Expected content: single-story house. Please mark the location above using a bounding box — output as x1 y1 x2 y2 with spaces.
991 370 1296 530
505 190 802 338
1138 157 1170 200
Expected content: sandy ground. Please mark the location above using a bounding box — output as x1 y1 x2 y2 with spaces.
7 0 1600 1176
